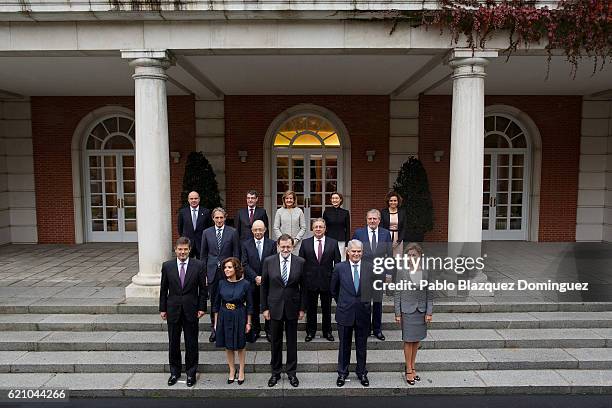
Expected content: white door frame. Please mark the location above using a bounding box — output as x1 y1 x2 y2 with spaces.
263 104 352 230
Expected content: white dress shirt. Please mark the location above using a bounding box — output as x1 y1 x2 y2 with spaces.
313 236 326 253
350 261 361 285
176 257 190 277
279 254 292 280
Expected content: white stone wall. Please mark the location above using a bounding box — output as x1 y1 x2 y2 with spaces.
195 98 226 204
389 98 419 188
0 99 38 244
576 99 612 242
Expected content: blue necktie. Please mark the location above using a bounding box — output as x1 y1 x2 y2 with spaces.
282 258 289 285
216 228 222 251
256 240 263 260
352 264 359 293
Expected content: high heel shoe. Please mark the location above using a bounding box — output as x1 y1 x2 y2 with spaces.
412 369 420 382
405 370 415 385
237 376 245 385
227 372 237 384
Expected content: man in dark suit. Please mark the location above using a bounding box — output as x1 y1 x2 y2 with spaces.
235 190 269 241
200 207 240 343
352 209 393 341
159 237 207 388
298 218 340 342
261 234 306 388
330 239 375 387
241 220 277 342
177 191 212 259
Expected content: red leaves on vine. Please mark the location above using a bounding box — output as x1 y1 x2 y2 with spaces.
420 0 612 78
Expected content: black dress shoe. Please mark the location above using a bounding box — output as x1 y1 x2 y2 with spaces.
358 375 370 387
268 374 281 387
167 374 180 386
374 332 386 341
209 332 216 343
324 333 335 341
288 375 299 387
305 334 314 342
336 375 346 387
186 376 196 387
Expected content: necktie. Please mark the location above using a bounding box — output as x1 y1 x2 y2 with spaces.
281 258 288 285
191 209 197 230
352 264 359 293
256 240 263 260
317 239 322 263
179 262 186 288
371 229 377 253
249 208 254 224
216 228 222 251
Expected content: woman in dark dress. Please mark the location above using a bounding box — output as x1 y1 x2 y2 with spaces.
323 191 350 261
381 190 406 257
214 257 253 385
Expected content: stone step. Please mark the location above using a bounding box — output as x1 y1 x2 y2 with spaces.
3 300 612 314
2 328 611 352
2 348 612 373
2 311 612 331
1 370 612 397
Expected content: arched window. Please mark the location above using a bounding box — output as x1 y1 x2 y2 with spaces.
482 114 530 240
84 114 136 241
273 115 340 147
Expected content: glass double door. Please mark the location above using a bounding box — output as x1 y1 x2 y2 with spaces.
86 153 137 242
274 151 341 233
482 152 528 240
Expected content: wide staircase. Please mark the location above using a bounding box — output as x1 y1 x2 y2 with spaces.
1 300 612 397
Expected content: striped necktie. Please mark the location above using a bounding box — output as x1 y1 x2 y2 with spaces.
216 228 222 251
281 257 289 285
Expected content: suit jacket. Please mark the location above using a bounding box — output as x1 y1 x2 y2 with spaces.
241 237 277 283
298 236 341 292
330 261 375 328
177 206 212 253
159 258 207 323
323 207 351 242
261 254 307 320
394 267 433 315
235 207 269 241
352 226 393 262
200 225 240 283
380 208 407 243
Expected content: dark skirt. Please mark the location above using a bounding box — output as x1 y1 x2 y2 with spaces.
215 305 247 350
401 310 427 342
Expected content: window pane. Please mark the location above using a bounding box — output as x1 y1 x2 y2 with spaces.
323 134 340 146
496 205 507 217
482 218 489 230
277 181 289 192
326 181 337 192
513 134 527 148
104 156 116 167
106 194 117 207
107 220 118 231
106 207 118 220
292 133 322 147
123 182 135 194
90 195 103 206
484 116 495 132
118 117 134 134
122 168 135 181
497 180 508 192
274 134 290 146
89 168 102 181
91 207 103 220
276 156 288 166
103 118 118 134
512 166 524 178
310 181 323 193
511 193 523 205
506 122 522 139
311 194 322 206
125 220 137 231
510 219 522 230
311 206 323 218
292 181 304 192
124 194 136 206
293 168 304 180
497 167 509 179
292 158 304 167
277 168 288 179
104 168 116 181
89 156 102 167
495 219 507 230
497 193 508 205
497 155 510 166
512 179 524 191
90 182 102 194
92 220 104 231
105 135 133 150
496 116 510 132
485 134 509 148
105 182 117 194
124 207 136 219
511 206 522 217
512 155 524 166
123 156 134 167
326 167 337 179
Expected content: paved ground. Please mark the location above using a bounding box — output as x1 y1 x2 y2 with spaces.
0 242 610 302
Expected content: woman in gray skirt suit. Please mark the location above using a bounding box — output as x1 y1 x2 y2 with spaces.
394 242 433 385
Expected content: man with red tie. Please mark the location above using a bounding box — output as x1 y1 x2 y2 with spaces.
298 218 341 342
159 237 207 387
235 190 269 241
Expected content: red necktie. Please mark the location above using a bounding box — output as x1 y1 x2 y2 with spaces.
317 239 322 263
249 208 254 224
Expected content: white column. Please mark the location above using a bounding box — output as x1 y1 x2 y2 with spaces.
447 50 497 296
122 50 174 298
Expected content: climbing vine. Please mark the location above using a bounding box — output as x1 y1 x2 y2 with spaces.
397 0 612 77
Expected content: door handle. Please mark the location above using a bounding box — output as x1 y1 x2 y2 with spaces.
118 198 124 209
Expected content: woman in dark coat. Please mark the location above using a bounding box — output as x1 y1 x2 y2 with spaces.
214 257 253 385
380 190 406 257
323 191 350 261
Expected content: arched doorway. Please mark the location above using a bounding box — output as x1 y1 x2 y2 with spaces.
265 105 351 233
82 114 137 242
482 112 535 240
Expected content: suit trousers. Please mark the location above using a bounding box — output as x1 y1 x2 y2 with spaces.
306 289 332 335
270 317 298 376
167 313 199 377
189 247 200 260
371 301 383 334
208 275 220 329
337 323 368 377
250 282 270 337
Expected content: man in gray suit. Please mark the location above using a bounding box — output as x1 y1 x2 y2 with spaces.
200 207 240 342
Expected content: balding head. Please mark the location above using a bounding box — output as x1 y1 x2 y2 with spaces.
251 220 266 240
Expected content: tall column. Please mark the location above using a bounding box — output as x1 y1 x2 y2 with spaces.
447 50 497 295
122 50 174 298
